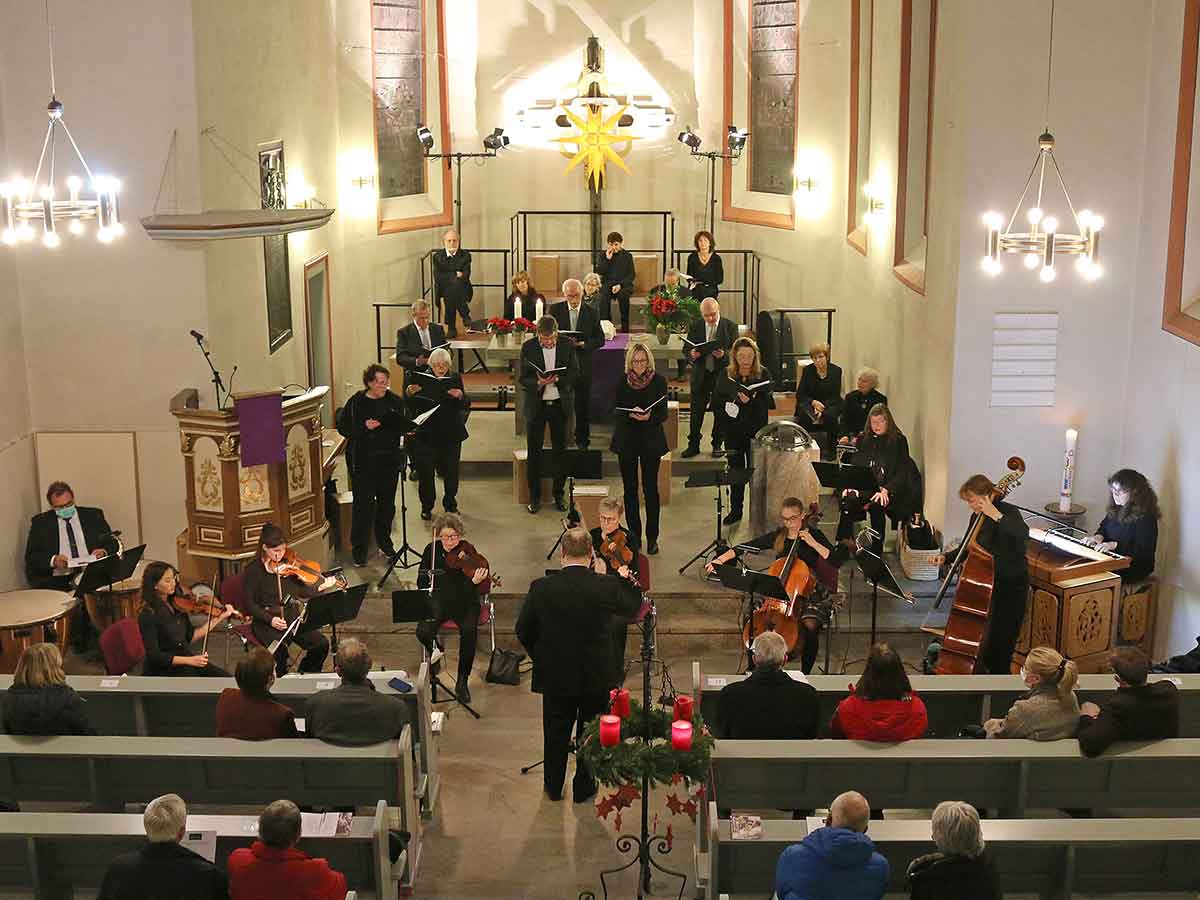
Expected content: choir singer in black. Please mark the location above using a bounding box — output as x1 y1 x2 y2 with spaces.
681 299 737 458
552 278 605 450
516 527 641 803
405 348 470 519
795 342 843 459
711 337 774 525
519 316 580 514
432 229 472 337
611 342 668 554
595 231 635 332
835 404 919 553
395 299 447 374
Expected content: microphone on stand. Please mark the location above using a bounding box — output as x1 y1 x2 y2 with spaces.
190 329 205 342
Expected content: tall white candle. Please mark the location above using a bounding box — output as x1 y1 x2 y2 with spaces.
535 298 544 321
1059 427 1078 513
513 298 521 321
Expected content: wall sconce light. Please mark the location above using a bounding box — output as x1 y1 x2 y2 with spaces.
793 176 816 192
352 175 375 190
862 182 887 229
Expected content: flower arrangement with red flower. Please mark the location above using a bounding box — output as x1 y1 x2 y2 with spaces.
646 289 700 332
513 316 536 333
487 316 514 335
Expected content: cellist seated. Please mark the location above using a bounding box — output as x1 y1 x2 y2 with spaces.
706 497 848 674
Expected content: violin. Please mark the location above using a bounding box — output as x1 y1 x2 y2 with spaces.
266 549 348 591
169 584 249 624
442 540 501 593
596 529 640 587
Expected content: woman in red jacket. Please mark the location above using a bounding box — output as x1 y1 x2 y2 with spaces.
228 799 347 900
830 643 928 741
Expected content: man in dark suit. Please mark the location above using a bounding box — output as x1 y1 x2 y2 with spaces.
716 631 820 739
305 638 409 746
595 231 635 332
25 480 117 591
1077 646 1179 757
519 316 580 514
395 299 448 373
551 277 605 449
516 527 642 802
681 299 738 458
431 229 472 337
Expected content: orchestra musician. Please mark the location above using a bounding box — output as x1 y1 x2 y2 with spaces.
240 524 336 676
1087 468 1160 583
680 299 737 459
840 367 887 440
611 342 669 554
504 270 544 321
415 513 489 703
706 496 847 674
405 347 470 520
25 480 116 591
431 229 472 337
137 561 235 677
551 278 605 450
395 299 447 374
685 230 723 302
711 336 775 525
589 497 641 683
836 404 920 552
519 316 580 514
595 231 635 332
795 343 843 459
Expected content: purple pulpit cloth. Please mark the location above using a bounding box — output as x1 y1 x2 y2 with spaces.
235 392 286 466
589 333 632 421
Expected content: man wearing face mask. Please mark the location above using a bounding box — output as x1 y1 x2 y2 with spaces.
25 481 117 592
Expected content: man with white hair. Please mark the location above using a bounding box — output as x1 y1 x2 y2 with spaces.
840 366 887 439
907 800 1000 898
396 298 448 374
98 793 229 899
551 278 604 449
681 298 737 458
715 631 819 739
775 790 889 900
431 229 472 337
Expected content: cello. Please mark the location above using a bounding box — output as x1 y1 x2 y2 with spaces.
934 457 1025 674
741 508 820 661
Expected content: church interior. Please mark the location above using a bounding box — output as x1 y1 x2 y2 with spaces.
2 0 1200 897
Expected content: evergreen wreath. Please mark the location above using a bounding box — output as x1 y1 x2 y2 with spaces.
577 699 715 789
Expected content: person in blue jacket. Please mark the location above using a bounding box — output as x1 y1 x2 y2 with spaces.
775 790 889 900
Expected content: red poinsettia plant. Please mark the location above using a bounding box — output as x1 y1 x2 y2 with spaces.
646 289 700 331
513 316 536 332
487 316 514 334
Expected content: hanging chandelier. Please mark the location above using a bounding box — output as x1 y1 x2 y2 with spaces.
0 0 122 248
980 0 1102 282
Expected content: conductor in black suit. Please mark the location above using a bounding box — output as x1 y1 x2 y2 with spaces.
595 231 635 332
519 316 580 514
431 229 472 337
25 480 117 591
516 526 642 802
551 278 605 450
716 631 820 739
395 299 447 374
681 299 738 458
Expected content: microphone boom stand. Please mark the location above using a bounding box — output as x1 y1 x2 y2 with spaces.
191 332 236 411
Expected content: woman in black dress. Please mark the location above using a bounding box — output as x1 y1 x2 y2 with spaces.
795 342 843 458
685 230 723 301
836 404 919 551
405 347 471 520
138 561 235 676
503 270 544 321
1090 468 1160 582
713 337 775 525
611 342 669 554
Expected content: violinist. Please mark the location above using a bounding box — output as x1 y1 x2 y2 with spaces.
405 347 470 520
137 561 235 676
706 497 846 674
836 403 919 553
711 336 775 526
589 497 641 683
415 513 489 703
241 524 335 676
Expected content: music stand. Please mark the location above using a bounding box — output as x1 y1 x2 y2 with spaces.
378 439 421 589
852 533 913 650
811 460 877 496
73 545 147 598
678 467 754 575
304 583 368 656
545 449 603 559
391 587 481 719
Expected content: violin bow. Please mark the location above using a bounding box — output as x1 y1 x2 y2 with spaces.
201 575 216 654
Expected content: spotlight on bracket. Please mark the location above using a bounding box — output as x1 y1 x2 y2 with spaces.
416 125 434 152
677 128 702 152
482 127 510 151
726 125 749 155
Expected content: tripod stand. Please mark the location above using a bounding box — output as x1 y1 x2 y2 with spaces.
546 476 583 559
844 528 913 667
378 443 423 589
545 449 603 558
392 576 482 719
678 465 753 575
190 330 236 410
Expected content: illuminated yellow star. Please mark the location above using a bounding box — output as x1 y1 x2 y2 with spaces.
552 105 639 190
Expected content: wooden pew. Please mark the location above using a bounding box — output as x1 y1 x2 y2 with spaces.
705 806 1200 899
0 729 422 891
692 662 1199 738
0 801 402 900
0 665 442 820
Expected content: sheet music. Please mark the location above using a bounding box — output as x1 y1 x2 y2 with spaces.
413 405 441 426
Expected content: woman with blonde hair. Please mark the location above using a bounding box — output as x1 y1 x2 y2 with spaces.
2 643 95 734
983 646 1080 740
610 342 668 554
713 337 775 525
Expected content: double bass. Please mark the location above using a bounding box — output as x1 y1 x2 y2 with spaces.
935 457 1025 674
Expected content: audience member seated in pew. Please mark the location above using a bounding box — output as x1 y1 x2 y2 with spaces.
228 799 346 900
305 638 409 746
717 631 819 739
1077 646 1179 758
775 790 888 900
906 800 1000 900
98 793 229 900
981 646 1080 740
830 643 928 742
216 647 298 740
2 642 95 736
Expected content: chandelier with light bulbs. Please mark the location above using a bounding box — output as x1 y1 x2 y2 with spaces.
980 0 1102 283
0 1 122 249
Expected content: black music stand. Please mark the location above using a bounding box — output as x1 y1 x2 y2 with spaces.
378 439 421 589
852 533 913 649
391 587 481 719
545 449 603 559
811 460 877 496
711 562 793 672
73 545 147 599
305 583 368 656
678 467 754 575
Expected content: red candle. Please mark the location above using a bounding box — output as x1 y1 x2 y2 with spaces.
599 714 621 747
609 688 631 718
671 720 693 751
672 695 694 722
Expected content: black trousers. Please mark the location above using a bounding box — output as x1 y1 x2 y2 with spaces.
527 401 567 503
688 369 723 447
440 295 470 333
271 625 329 676
727 438 751 512
618 448 660 547
979 575 1028 674
350 453 401 555
573 370 592 447
541 691 608 797
411 439 462 513
601 290 631 330
415 604 479 683
837 498 887 552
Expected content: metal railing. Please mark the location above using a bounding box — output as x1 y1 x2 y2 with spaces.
510 209 674 281
374 302 413 364
756 306 836 390
670 248 762 325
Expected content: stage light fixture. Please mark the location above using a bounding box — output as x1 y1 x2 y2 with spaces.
726 125 749 155
482 127 510 151
677 128 702 152
416 125 434 152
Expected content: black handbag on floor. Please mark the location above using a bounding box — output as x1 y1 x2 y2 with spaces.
485 648 526 685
